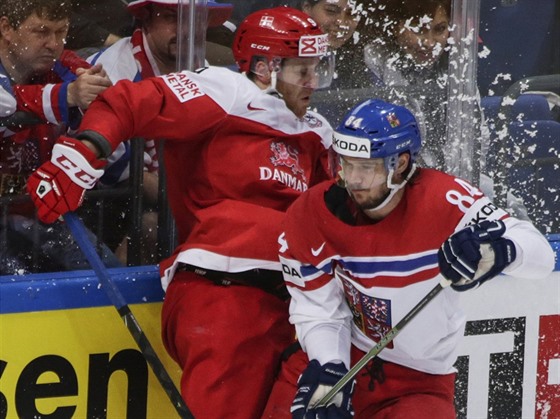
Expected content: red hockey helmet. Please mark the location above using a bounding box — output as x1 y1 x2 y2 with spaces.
233 7 330 74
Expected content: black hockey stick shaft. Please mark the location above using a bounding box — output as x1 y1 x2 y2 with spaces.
64 212 193 419
316 278 450 407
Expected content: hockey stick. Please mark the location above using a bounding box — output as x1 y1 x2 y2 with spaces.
316 277 451 407
63 212 194 419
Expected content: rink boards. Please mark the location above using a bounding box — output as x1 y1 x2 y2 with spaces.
0 266 182 419
0 238 559 419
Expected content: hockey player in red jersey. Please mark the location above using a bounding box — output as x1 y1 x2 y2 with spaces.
26 7 335 418
262 99 555 418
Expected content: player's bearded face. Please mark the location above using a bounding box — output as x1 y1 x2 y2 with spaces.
276 56 334 118
340 156 391 210
276 57 320 118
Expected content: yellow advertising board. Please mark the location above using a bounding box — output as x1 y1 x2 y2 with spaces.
0 267 182 419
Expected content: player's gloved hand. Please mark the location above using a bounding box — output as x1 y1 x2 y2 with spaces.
438 220 516 291
291 359 354 419
27 136 106 224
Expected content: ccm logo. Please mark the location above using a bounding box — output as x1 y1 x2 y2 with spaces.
56 156 97 187
396 139 412 150
251 43 270 51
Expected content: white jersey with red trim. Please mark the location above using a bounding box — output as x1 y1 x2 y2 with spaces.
77 66 333 289
279 169 554 374
87 31 161 183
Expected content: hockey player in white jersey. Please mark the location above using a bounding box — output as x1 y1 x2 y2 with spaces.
262 99 555 418
26 7 335 418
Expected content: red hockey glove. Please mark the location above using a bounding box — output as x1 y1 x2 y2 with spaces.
27 136 106 224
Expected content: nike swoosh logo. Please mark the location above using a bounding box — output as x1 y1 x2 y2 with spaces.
247 102 265 111
311 242 326 257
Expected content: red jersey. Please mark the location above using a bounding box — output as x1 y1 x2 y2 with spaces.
77 66 333 288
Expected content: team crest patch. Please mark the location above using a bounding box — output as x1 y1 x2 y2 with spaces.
303 113 323 128
341 276 394 348
259 142 308 192
259 16 274 28
386 112 400 128
162 72 204 103
270 142 305 177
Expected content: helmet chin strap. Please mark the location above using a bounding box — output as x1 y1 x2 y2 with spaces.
362 163 417 214
263 69 282 96
270 69 278 91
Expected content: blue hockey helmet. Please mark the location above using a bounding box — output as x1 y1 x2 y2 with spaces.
332 99 422 170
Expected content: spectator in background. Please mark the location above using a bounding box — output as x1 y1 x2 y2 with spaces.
66 0 134 53
299 0 360 87
0 0 112 121
318 0 449 91
67 0 235 65
358 0 529 220
86 0 233 264
360 0 452 169
363 0 450 89
0 0 117 274
301 0 359 50
90 0 233 78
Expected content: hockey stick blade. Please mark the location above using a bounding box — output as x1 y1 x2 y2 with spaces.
64 212 193 419
316 278 450 407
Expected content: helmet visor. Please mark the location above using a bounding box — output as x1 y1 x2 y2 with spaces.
339 156 388 191
276 53 335 90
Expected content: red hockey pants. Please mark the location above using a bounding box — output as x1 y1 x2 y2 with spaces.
161 271 295 419
262 347 456 418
